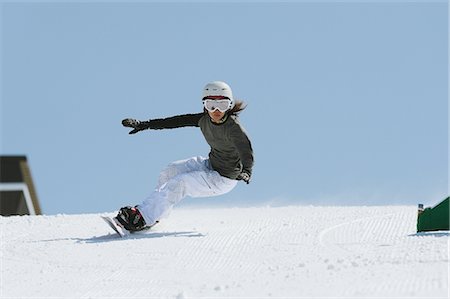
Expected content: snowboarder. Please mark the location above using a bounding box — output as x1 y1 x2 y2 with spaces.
115 81 254 232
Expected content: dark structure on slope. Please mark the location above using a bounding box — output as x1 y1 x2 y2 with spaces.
417 197 449 232
0 156 42 216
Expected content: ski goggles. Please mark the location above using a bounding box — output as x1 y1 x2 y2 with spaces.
202 98 232 112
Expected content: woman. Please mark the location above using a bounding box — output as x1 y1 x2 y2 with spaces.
115 81 254 232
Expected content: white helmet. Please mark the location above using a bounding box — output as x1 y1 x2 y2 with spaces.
202 81 235 109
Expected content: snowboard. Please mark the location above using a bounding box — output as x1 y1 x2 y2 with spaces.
101 216 128 238
101 216 159 237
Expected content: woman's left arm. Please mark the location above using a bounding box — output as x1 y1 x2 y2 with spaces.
229 122 254 178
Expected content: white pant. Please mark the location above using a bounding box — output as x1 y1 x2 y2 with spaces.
137 156 238 225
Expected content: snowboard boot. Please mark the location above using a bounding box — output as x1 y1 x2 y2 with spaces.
115 206 147 232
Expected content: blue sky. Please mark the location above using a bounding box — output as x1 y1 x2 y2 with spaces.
1 1 448 215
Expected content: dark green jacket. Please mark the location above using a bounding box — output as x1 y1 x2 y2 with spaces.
145 112 253 180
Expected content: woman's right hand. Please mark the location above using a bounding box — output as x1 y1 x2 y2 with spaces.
122 118 150 134
122 118 140 128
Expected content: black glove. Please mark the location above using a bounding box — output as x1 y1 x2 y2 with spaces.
237 171 251 184
122 118 151 134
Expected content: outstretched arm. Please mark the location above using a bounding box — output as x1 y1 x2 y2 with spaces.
122 113 204 134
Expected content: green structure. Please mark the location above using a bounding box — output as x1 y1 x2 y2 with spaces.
417 197 449 232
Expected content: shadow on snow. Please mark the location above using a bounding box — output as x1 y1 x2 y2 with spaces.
85 230 206 243
408 231 449 238
35 231 205 244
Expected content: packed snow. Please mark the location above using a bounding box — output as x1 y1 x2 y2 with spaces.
1 205 448 298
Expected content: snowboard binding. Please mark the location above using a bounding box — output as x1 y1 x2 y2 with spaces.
115 206 148 232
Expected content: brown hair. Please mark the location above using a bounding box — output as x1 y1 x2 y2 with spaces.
228 100 247 115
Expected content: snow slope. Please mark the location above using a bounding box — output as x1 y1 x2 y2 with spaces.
1 205 448 298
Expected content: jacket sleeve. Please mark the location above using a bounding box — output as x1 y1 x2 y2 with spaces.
229 121 254 175
147 113 204 130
